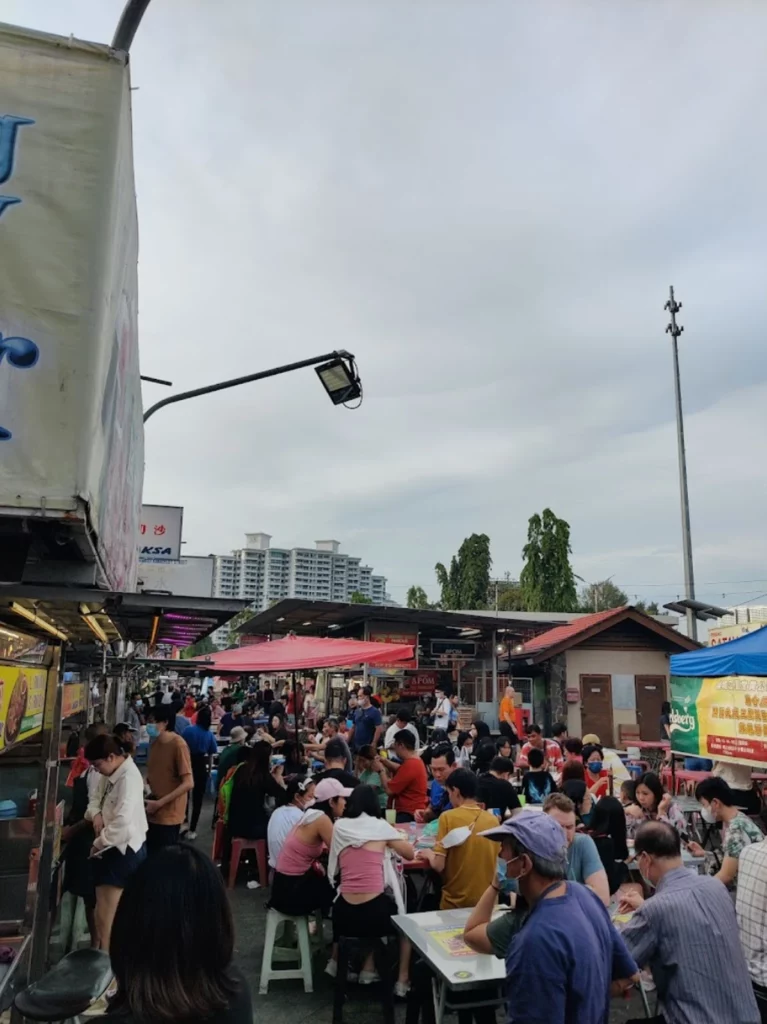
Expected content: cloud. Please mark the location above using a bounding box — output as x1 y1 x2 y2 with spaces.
13 0 767 609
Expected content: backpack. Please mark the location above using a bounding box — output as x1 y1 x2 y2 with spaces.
217 764 241 824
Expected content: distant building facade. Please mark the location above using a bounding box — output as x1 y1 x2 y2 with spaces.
212 533 388 646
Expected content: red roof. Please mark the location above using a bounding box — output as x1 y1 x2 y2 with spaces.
195 633 414 672
520 607 630 656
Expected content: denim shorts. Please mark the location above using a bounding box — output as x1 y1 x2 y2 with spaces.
92 843 147 889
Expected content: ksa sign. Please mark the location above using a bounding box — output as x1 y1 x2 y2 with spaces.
138 505 183 563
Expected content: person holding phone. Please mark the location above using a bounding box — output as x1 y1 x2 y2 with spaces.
84 732 148 951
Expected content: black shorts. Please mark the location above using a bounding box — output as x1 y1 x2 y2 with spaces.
270 868 333 918
332 893 397 940
92 844 146 889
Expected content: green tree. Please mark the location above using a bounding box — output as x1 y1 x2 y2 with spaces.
635 600 660 615
350 591 373 604
435 533 492 610
578 579 629 613
490 573 524 611
519 509 578 612
226 605 256 646
181 635 217 658
406 585 433 609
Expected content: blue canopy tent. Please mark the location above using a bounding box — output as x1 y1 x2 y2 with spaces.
670 625 767 678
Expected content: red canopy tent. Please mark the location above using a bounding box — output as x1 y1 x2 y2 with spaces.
196 633 414 672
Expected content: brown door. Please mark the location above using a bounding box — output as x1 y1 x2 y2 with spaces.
635 675 668 742
580 675 614 745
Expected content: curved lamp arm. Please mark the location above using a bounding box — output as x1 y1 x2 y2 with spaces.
112 0 153 52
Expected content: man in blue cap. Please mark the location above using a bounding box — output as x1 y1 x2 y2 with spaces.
464 809 638 1024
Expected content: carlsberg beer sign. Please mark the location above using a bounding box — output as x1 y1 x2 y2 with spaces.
670 675 767 767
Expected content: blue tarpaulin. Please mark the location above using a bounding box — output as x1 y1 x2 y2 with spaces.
670 625 767 677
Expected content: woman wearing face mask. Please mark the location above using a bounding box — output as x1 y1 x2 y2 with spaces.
144 706 194 857
624 770 685 836
582 743 611 799
83 732 148 950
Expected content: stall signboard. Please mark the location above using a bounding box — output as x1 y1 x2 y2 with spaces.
139 506 183 562
62 683 86 719
401 672 439 697
0 664 46 751
368 631 418 670
670 674 767 766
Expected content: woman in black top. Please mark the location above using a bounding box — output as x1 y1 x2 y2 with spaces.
100 844 251 1023
587 796 629 894
227 741 284 842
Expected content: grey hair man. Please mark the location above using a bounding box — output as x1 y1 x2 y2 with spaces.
464 809 637 1024
619 820 760 1024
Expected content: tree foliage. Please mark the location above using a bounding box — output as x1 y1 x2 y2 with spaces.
181 635 217 658
635 599 660 616
350 591 373 604
490 575 525 611
435 533 492 610
406 585 433 610
519 509 578 612
226 605 256 646
578 579 628 613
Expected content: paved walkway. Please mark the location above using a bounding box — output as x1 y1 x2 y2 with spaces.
195 800 646 1023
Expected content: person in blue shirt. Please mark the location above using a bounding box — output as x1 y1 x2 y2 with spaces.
182 707 218 839
348 687 382 753
464 810 638 1024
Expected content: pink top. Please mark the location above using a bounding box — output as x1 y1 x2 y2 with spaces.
339 846 385 895
276 829 324 876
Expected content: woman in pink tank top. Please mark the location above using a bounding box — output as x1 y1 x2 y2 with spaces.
328 785 415 994
270 777 350 918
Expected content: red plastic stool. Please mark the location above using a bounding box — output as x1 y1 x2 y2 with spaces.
211 819 225 862
228 838 268 889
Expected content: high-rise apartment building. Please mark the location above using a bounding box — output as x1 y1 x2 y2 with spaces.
212 533 389 646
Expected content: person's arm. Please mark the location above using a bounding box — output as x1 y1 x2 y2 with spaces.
517 743 530 767
463 881 502 954
146 773 193 818
372 723 384 748
388 838 415 860
85 772 107 834
714 855 740 887
93 775 139 852
381 759 409 796
609 924 640 996
417 813 448 872
619 904 658 969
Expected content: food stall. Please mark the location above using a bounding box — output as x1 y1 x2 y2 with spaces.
0 586 247 1007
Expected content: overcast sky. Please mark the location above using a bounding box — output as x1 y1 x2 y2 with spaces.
10 1 767 611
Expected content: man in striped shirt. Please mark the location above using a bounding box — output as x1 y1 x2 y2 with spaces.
737 841 767 1022
619 821 759 1024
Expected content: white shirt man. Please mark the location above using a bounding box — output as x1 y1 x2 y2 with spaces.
432 690 452 732
384 717 420 752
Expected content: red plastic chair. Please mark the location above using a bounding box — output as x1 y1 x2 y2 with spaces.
228 838 268 889
211 819 225 862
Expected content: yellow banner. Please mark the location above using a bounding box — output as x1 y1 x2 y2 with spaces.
61 683 86 719
0 664 46 751
671 674 767 766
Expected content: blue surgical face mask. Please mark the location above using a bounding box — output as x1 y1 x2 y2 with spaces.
496 856 519 894
588 761 603 774
146 724 159 738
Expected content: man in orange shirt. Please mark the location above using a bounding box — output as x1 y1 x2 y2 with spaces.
375 730 427 823
499 684 522 740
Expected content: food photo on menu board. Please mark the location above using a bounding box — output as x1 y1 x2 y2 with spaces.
0 666 46 751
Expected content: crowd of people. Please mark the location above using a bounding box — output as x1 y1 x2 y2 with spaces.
57 678 767 1024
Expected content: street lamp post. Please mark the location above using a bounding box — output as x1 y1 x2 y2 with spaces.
143 350 361 423
665 286 697 641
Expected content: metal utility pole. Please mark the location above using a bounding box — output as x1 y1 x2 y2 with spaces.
665 286 698 641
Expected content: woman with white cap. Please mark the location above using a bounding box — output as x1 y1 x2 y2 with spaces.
270 777 350 918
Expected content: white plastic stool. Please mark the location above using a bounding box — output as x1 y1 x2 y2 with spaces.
259 909 323 994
